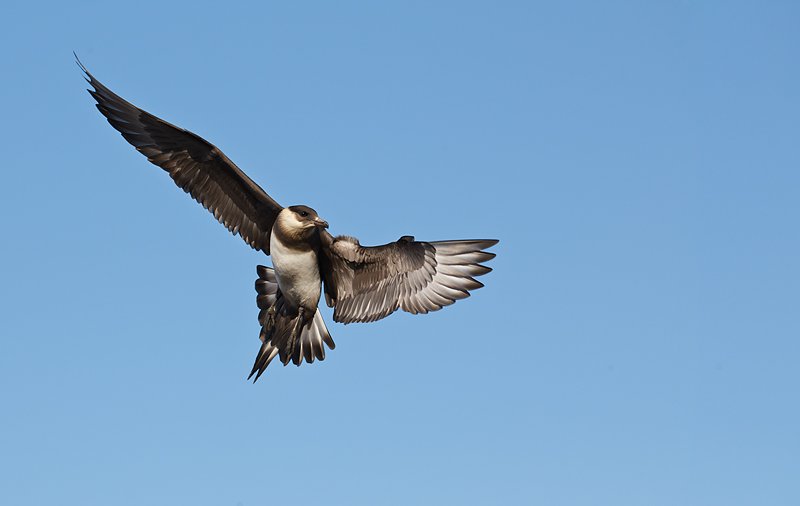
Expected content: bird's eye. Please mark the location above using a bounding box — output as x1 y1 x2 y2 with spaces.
299 211 309 217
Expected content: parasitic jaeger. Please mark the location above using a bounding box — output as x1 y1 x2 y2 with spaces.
79 58 498 381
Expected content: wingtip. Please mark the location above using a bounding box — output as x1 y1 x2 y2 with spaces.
73 51 89 75
74 52 96 89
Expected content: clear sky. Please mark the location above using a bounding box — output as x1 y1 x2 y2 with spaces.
1 1 798 505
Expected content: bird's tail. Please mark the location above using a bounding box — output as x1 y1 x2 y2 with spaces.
248 265 335 382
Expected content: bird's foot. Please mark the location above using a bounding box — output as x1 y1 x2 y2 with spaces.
285 308 306 365
265 304 277 332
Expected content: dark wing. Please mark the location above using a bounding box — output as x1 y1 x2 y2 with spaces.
319 232 498 324
79 58 282 253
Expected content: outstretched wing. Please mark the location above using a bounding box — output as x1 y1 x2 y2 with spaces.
320 232 498 324
79 58 283 253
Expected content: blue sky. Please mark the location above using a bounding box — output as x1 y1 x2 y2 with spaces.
1 1 798 505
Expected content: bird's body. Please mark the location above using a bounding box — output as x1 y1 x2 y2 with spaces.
270 208 323 311
79 57 498 380
270 239 321 311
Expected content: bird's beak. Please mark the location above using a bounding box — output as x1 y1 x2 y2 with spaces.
313 217 329 229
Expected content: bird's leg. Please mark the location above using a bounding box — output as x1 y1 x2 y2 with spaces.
265 303 277 334
286 307 305 364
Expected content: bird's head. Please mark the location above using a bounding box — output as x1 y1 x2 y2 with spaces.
283 205 329 237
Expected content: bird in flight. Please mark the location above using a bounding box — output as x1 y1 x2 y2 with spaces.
79 58 498 381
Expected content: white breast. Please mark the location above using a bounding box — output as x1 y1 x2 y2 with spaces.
270 233 321 309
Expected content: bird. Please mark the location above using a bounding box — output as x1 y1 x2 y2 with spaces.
78 57 498 381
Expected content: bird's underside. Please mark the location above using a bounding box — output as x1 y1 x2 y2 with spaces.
79 56 498 381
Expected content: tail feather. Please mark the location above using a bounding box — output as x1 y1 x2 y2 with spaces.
248 333 279 382
287 310 335 366
248 265 335 381
255 265 278 326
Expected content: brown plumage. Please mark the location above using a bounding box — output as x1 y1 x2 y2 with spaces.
80 56 498 380
78 57 281 252
320 235 498 324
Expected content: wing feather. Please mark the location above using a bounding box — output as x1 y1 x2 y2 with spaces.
79 58 282 253
320 233 497 324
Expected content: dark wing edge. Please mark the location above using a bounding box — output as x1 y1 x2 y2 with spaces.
320 232 498 324
76 55 282 253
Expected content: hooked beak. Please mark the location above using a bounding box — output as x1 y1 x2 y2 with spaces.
313 217 329 229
